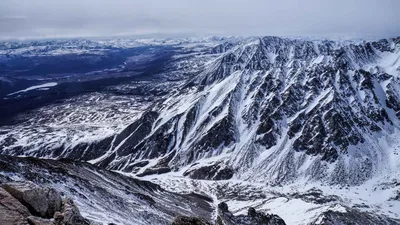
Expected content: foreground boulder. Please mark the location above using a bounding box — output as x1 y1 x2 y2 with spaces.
27 216 54 225
2 181 62 218
0 181 101 225
0 187 31 225
54 198 92 225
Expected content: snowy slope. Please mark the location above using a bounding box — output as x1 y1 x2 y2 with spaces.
60 36 400 187
0 155 214 225
1 36 400 224
2 37 400 185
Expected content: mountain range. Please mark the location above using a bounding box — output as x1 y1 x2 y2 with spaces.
1 36 400 224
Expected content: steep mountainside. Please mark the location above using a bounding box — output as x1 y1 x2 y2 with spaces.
0 155 214 225
1 37 400 186
1 155 399 225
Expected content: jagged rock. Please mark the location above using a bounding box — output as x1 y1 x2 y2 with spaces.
0 155 215 225
241 207 286 225
172 215 212 225
0 181 100 225
54 198 91 225
2 181 62 218
216 202 286 225
311 207 400 225
0 187 31 225
27 216 53 225
218 202 229 212
183 163 234 180
172 202 287 225
137 167 171 177
289 188 341 204
392 190 400 201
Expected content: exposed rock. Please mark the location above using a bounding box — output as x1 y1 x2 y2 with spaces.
54 198 91 225
0 181 102 225
0 187 31 225
183 163 234 180
289 188 341 204
46 188 63 218
217 202 229 212
390 190 400 201
311 207 400 225
172 202 287 225
172 215 212 225
27 216 53 225
0 155 215 224
216 202 286 225
2 181 62 218
137 166 172 177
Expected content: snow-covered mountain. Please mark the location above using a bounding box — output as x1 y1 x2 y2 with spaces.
1 36 400 224
104 36 400 185
0 36 242 57
5 36 399 183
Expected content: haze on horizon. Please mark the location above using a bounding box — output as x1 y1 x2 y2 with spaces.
0 0 399 40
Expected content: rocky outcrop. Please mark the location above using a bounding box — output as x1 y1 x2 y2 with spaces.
183 163 234 180
172 216 212 225
216 202 286 225
0 187 31 225
27 216 54 225
2 182 62 218
0 181 100 225
311 207 400 225
53 198 93 225
0 155 215 225
172 202 286 225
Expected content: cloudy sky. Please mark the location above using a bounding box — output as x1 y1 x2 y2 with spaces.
0 0 399 40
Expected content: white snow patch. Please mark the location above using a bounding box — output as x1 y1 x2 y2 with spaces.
8 82 58 96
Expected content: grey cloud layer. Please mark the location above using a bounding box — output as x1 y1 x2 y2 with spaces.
0 0 399 40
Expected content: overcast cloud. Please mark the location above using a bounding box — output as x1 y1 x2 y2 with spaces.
0 0 399 40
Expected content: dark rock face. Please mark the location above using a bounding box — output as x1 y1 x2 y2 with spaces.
392 190 400 201
192 115 237 160
311 207 400 225
216 202 286 225
172 216 212 225
96 111 160 170
137 167 172 177
218 202 229 212
136 151 176 176
289 188 341 204
171 202 287 225
183 163 234 180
